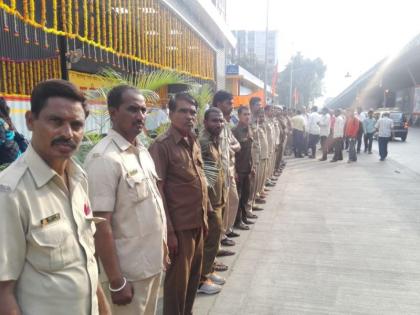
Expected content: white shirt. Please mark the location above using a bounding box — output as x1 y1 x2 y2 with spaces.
375 117 393 138
307 112 321 135
333 115 345 138
319 113 331 136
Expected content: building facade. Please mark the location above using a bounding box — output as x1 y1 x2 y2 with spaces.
0 0 235 137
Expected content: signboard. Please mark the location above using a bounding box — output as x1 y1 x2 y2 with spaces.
226 64 239 75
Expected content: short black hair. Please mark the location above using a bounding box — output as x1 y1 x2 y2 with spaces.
238 105 250 116
168 92 198 112
249 97 261 107
107 85 141 109
311 106 318 112
0 97 10 119
204 107 222 120
212 90 233 107
30 80 88 117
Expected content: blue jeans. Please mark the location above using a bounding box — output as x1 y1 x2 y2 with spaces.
378 137 390 160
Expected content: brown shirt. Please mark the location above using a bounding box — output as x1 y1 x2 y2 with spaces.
149 127 208 233
232 123 253 174
199 129 225 208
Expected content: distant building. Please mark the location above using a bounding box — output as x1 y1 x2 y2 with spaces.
232 30 279 69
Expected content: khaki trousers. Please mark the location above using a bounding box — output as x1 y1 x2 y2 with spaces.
246 167 259 214
223 181 239 233
164 228 203 315
103 273 162 315
257 159 268 195
202 206 223 277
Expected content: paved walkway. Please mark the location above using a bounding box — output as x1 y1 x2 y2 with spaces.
193 153 420 315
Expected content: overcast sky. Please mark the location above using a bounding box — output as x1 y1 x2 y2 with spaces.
226 0 420 103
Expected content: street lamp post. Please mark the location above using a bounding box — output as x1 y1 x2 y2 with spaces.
288 59 294 109
263 0 269 106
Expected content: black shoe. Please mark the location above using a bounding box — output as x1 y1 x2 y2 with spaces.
252 206 264 211
319 158 327 161
226 231 240 238
243 218 255 225
216 249 235 257
247 213 258 219
234 223 250 230
221 238 235 246
330 159 337 162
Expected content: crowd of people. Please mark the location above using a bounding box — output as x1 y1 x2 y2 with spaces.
0 80 290 315
289 106 394 163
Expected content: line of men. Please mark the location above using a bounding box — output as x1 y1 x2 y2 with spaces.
0 80 288 315
290 106 394 163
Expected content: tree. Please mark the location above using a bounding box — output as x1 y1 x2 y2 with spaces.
276 53 326 108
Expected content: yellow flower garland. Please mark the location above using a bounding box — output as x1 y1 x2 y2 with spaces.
0 2 215 81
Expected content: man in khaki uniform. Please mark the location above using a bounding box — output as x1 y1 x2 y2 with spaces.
198 108 227 294
85 85 167 315
256 109 269 201
0 80 109 315
212 91 241 249
246 97 263 216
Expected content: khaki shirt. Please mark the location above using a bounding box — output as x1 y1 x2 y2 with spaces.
149 127 208 233
264 121 274 156
258 124 269 160
199 129 226 208
84 129 166 281
250 121 261 166
0 145 98 315
219 121 240 188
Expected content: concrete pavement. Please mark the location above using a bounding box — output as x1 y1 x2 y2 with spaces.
193 152 420 315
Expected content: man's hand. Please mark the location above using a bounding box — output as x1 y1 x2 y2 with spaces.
251 168 256 176
0 281 21 315
203 223 209 239
167 232 179 259
110 280 134 306
163 242 171 271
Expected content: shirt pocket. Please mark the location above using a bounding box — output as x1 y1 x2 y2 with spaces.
126 174 150 203
28 222 79 271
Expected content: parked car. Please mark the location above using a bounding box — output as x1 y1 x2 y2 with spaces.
373 108 409 141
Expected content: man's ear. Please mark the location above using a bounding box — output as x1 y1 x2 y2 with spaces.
25 111 34 131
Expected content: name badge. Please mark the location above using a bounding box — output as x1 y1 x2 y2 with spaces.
40 213 60 227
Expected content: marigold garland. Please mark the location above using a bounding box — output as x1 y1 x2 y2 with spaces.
74 0 79 34
0 2 215 82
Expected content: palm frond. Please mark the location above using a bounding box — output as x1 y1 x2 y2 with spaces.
188 84 213 127
86 67 193 105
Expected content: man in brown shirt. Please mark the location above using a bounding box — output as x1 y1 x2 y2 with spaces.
197 107 227 295
149 93 208 315
232 106 254 230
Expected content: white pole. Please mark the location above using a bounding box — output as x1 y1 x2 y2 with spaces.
263 0 269 105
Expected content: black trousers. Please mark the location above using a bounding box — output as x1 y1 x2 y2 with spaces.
356 132 363 153
308 134 320 158
332 137 343 161
292 129 304 157
236 172 251 223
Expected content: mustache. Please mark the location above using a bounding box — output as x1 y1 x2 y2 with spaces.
51 137 77 149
